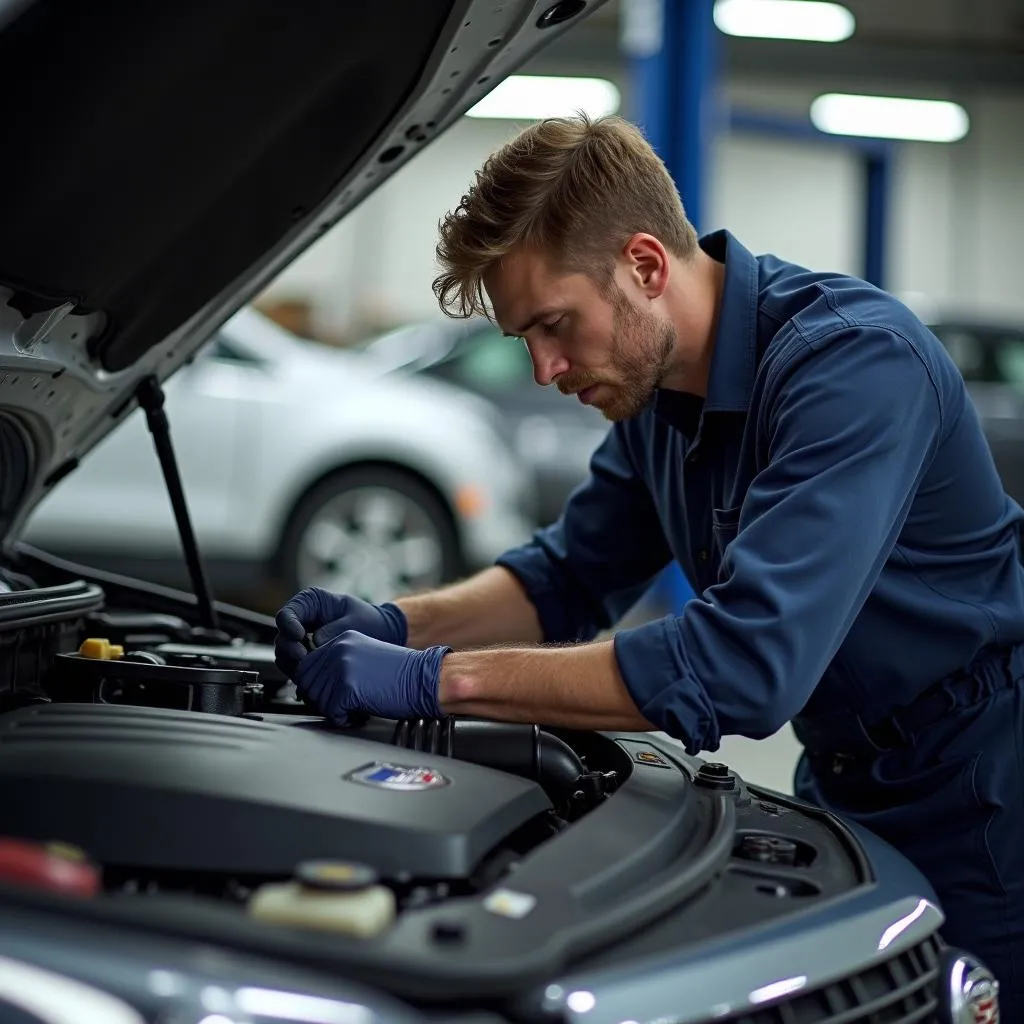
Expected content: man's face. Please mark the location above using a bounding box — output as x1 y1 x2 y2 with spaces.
484 247 676 422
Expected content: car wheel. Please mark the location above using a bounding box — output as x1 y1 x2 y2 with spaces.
278 467 463 604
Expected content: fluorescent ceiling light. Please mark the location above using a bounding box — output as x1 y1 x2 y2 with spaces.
714 0 855 42
810 93 970 142
465 75 620 120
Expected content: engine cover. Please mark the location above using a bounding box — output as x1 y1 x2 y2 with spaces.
0 703 551 879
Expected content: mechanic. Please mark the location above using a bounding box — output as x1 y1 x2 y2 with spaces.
276 113 1023 1008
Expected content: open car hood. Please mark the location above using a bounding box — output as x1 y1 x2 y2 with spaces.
0 0 604 545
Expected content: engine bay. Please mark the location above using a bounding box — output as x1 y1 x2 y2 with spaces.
0 553 871 1005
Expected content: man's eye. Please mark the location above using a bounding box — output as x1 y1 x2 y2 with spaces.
542 318 563 336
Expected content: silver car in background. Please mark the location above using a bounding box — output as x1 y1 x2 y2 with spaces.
23 307 535 605
363 319 609 528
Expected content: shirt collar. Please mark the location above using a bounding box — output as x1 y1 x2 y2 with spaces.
699 229 761 414
650 229 761 433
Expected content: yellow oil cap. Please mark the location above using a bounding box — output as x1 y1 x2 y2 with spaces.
78 638 124 661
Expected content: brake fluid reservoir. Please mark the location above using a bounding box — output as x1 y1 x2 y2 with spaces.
248 860 396 937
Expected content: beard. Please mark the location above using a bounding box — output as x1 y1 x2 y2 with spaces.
557 286 676 422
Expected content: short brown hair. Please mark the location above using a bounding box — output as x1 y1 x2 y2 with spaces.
433 112 699 320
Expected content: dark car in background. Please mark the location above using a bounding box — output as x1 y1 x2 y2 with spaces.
928 316 1024 504
363 320 609 527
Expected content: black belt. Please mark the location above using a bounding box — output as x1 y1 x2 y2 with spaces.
792 643 1019 759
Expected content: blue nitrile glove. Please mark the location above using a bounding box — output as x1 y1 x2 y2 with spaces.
274 587 408 679
293 630 449 725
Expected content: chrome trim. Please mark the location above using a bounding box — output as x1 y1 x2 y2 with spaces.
0 955 145 1024
947 954 1000 1023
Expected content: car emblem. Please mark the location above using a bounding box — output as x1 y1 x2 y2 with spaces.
946 954 1000 1023
633 749 672 768
346 762 449 791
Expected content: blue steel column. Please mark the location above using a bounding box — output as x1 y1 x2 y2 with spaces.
623 0 719 613
626 0 719 230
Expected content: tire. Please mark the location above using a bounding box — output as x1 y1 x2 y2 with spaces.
277 466 463 604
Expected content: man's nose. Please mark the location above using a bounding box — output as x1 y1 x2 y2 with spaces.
527 340 570 387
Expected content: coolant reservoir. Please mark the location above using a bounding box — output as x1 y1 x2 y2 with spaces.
248 860 396 937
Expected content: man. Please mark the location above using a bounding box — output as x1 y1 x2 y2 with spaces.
276 113 1023 1007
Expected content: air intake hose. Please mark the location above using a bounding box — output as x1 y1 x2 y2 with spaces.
389 717 585 805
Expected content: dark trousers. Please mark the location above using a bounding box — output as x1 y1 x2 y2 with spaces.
794 653 1024 1019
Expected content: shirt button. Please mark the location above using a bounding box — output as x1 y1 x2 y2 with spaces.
699 549 709 562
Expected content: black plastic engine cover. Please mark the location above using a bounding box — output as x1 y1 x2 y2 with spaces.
0 703 551 878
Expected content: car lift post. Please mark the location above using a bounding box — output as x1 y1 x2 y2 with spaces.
622 0 718 613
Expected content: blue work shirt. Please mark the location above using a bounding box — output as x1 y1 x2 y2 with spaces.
496 230 1024 754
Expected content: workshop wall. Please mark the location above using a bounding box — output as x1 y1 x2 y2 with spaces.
264 82 1024 342
708 131 863 278
723 78 1024 320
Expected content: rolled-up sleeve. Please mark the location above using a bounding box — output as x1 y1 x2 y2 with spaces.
497 422 673 643
613 326 944 753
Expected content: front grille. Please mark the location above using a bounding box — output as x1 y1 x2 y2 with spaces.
731 933 942 1024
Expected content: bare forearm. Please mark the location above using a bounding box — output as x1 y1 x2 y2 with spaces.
395 566 544 650
438 639 655 732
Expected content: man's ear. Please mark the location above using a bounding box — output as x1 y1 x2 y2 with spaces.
621 233 670 300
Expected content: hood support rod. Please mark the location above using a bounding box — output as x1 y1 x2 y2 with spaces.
136 376 220 631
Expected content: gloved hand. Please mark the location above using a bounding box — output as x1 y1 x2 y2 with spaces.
293 630 450 725
274 587 407 679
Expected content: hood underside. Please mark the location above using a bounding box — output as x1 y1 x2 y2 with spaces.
0 0 604 542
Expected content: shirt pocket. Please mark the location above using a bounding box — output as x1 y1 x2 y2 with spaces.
712 505 743 565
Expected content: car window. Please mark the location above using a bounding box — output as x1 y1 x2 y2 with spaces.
931 325 1024 391
207 333 263 367
435 329 534 394
993 334 1024 390
932 327 986 380
195 331 266 368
